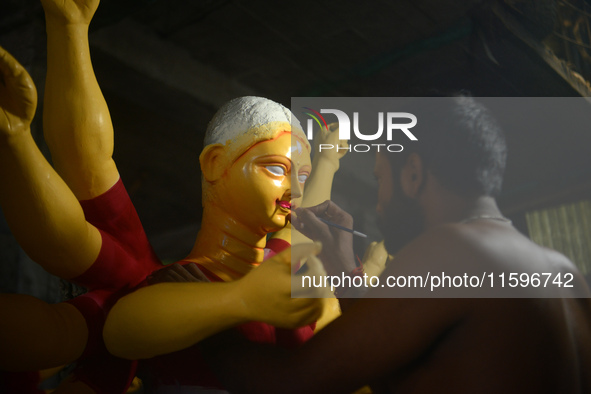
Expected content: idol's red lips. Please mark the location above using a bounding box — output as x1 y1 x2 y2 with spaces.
277 200 291 209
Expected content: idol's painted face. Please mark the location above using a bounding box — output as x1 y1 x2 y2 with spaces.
218 132 311 235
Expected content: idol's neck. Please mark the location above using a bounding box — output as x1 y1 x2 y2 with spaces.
186 203 267 281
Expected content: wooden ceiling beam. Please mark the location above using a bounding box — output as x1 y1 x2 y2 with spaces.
89 18 257 109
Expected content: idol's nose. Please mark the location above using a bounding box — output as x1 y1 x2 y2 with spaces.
290 174 303 200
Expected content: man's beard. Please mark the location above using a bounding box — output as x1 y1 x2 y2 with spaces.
377 184 424 256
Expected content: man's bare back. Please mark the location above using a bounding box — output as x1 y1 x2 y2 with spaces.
365 221 591 393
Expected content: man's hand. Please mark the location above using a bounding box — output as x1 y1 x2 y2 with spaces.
147 263 209 284
236 243 325 329
293 201 357 277
40 0 99 25
0 46 37 139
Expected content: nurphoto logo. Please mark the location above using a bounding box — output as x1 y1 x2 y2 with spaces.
302 107 418 153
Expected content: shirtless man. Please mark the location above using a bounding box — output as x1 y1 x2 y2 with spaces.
203 95 591 393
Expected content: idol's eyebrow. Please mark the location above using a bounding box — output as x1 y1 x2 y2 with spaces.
258 154 290 161
258 155 292 169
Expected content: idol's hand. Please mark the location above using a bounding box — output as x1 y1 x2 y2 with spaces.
40 0 99 25
293 201 357 277
0 46 37 138
313 122 348 171
236 243 325 329
147 263 210 284
362 240 393 278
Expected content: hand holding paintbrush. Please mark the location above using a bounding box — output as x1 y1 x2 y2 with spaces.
292 201 359 277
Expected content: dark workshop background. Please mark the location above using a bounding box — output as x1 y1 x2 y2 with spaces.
1 0 590 301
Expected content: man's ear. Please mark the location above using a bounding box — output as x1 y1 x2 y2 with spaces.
199 144 227 182
400 153 424 198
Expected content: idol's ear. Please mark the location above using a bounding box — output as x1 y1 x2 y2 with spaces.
400 152 424 198
199 144 227 182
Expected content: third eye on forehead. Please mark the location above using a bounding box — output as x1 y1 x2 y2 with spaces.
290 140 303 155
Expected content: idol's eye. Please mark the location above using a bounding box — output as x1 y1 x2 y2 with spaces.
265 165 286 176
298 173 309 183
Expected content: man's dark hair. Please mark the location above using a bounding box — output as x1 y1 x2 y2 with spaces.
391 94 507 197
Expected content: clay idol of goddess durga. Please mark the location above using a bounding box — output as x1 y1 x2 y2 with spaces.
0 0 352 391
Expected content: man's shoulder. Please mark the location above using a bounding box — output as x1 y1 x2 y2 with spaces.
540 246 578 272
379 223 486 290
538 247 591 296
393 223 484 263
383 222 531 283
398 221 534 263
388 222 590 297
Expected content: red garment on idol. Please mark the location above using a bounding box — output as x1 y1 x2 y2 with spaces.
49 179 312 392
66 179 162 393
142 251 315 389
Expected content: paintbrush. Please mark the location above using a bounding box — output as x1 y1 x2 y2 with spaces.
317 217 368 238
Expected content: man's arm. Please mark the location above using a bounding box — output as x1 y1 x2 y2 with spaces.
103 244 324 360
205 295 469 393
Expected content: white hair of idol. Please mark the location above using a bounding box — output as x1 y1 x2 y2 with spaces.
204 96 304 147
